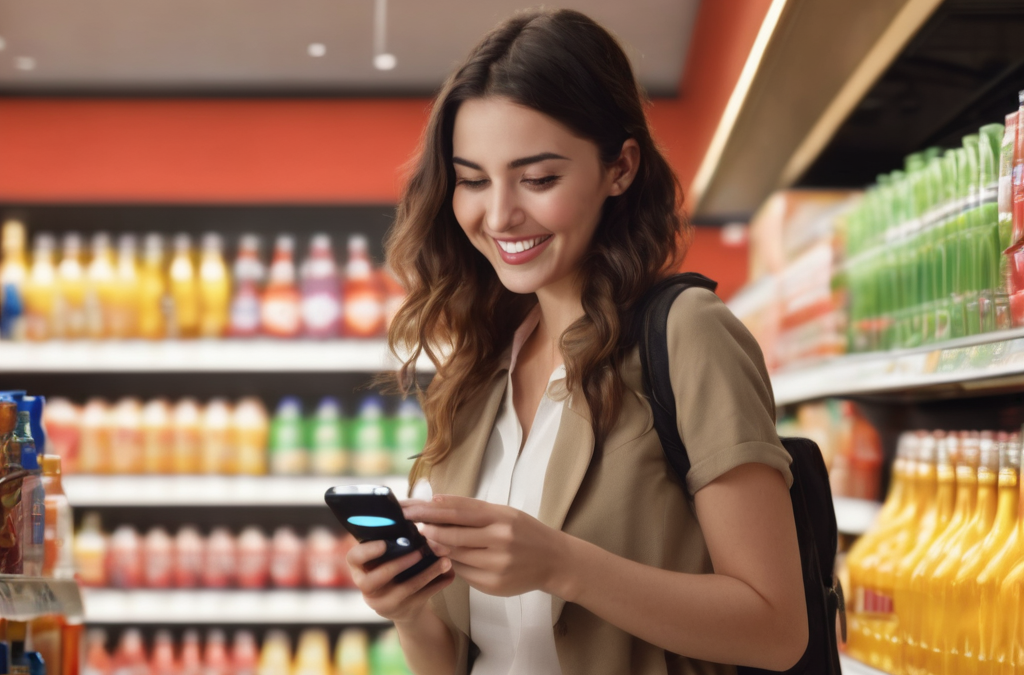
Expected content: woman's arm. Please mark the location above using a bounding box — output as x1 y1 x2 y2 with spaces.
394 604 459 675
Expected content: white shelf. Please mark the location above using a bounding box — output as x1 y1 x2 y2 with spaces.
64 475 411 507
0 340 436 373
0 575 83 621
839 653 891 675
833 496 881 536
82 588 387 625
772 328 1024 406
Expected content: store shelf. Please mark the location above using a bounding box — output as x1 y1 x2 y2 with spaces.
63 475 411 507
833 496 881 537
82 588 387 625
0 340 436 373
771 328 1024 406
0 575 84 621
839 653 891 675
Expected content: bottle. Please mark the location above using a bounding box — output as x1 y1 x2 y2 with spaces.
198 232 231 339
137 234 168 340
61 622 83 675
0 400 27 574
112 629 148 675
256 631 292 675
107 525 142 589
23 233 57 342
149 630 177 675
168 233 200 339
108 234 140 339
392 399 427 478
179 630 202 675
84 233 116 340
171 399 202 474
979 123 1007 332
141 400 173 475
142 527 173 589
173 525 204 589
78 399 111 475
73 512 107 588
334 629 369 675
269 526 304 588
380 267 406 332
1 220 28 341
370 628 411 675
341 235 384 338
236 527 269 589
9 621 31 675
203 527 236 589
336 533 356 588
305 527 338 589
268 398 307 476
294 630 331 675
14 407 45 576
232 398 268 476
30 613 61 675
203 629 230 675
228 234 264 338
42 399 79 474
82 629 112 675
109 398 143 475
200 399 233 475
309 397 346 476
55 233 87 339
300 234 342 338
231 631 258 675
352 396 391 477
41 456 74 579
261 235 301 338
1013 91 1024 255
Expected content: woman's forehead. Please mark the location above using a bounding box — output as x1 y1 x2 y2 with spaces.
452 97 591 162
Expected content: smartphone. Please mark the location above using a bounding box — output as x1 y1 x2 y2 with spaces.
324 485 439 583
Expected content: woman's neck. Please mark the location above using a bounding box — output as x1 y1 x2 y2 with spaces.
533 273 585 362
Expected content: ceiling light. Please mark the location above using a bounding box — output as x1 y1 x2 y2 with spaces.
308 43 326 58
15 57 35 71
374 53 396 71
373 0 397 70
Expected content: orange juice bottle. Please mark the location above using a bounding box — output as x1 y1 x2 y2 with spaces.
141 399 173 474
897 432 956 673
85 232 117 339
172 398 202 474
258 630 293 675
846 432 920 665
109 397 144 474
108 234 140 339
199 233 231 339
294 629 331 675
23 232 57 341
138 233 168 340
78 398 111 474
56 232 87 339
201 398 233 474
169 233 200 338
233 397 269 476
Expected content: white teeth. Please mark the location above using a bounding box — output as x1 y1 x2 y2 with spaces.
498 237 547 254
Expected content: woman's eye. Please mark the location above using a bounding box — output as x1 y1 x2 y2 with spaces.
523 175 561 188
456 178 489 189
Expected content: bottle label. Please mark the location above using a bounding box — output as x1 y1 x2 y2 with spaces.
345 295 383 336
231 293 261 333
855 587 894 615
302 293 341 331
262 297 300 335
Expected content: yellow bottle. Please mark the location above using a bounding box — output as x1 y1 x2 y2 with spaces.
169 233 199 339
1000 544 1024 675
198 233 231 339
951 432 1020 674
108 234 140 339
23 233 57 341
846 432 921 667
257 629 294 675
56 232 87 339
897 432 957 674
85 232 117 339
294 629 331 675
138 234 168 340
335 628 370 675
1 220 28 341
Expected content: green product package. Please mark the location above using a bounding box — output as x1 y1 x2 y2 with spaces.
309 397 347 476
269 397 308 475
370 628 413 675
351 396 391 477
392 400 428 477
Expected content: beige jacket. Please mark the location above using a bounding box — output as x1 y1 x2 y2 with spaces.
426 288 792 675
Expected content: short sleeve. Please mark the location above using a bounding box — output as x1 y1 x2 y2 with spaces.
665 287 792 494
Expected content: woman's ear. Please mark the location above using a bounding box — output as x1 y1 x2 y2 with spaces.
608 138 641 196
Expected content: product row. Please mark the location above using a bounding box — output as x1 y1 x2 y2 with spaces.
82 626 411 675
0 225 405 341
44 395 425 477
76 517 357 591
843 428 1024 675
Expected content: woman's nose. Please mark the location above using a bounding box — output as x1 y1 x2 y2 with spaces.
486 183 523 232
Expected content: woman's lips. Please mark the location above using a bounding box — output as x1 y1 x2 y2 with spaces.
493 235 553 265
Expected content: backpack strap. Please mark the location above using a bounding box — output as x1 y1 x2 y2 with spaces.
636 272 718 495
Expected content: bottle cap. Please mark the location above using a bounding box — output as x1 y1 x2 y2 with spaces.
42 455 61 476
1 220 25 252
33 233 55 252
174 233 192 252
275 235 295 253
275 397 303 418
202 232 223 252
91 231 111 253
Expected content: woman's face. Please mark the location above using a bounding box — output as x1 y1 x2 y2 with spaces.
451 96 636 296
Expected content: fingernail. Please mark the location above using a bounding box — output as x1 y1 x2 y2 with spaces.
442 558 451 571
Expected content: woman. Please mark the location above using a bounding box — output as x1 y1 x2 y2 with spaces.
346 9 808 675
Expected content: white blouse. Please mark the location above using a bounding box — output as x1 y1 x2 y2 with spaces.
469 305 566 675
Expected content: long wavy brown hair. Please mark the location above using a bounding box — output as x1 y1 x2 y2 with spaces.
385 8 691 485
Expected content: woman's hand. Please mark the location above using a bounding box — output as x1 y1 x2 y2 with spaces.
403 495 568 598
345 535 454 625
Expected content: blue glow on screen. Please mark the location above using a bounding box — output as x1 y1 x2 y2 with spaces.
348 515 396 527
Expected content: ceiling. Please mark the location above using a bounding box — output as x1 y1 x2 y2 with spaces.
0 0 700 96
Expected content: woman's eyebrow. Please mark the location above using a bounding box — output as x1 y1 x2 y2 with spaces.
452 152 570 171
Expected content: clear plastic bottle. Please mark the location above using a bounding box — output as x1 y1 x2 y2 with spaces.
204 629 231 675
200 398 233 475
231 630 259 675
109 397 144 475
112 628 149 675
232 398 268 476
351 396 390 478
180 629 202 675
82 628 113 675
198 232 231 339
172 398 202 474
41 455 75 579
74 511 108 587
309 397 346 476
150 629 178 675
141 399 173 475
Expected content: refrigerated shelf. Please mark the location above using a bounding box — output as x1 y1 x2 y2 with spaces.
0 340 436 373
63 475 411 507
0 575 84 621
839 653 890 675
82 588 387 624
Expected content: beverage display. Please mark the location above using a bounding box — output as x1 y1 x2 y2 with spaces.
41 455 75 579
1 220 29 341
261 235 302 339
23 232 57 342
199 233 231 339
301 234 343 339
342 235 385 339
229 234 264 338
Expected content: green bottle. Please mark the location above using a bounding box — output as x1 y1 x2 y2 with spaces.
961 134 983 335
309 397 347 476
951 145 971 338
979 123 1008 331
392 400 427 478
370 628 413 675
351 396 391 477
269 397 308 475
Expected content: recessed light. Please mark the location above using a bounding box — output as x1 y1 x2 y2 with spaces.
308 43 326 58
374 53 396 71
15 57 35 71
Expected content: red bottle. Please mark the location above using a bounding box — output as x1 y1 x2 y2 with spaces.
203 629 231 675
236 526 269 589
203 527 237 588
179 630 202 675
341 235 385 338
173 525 204 588
143 527 173 589
108 525 143 589
112 628 150 675
149 630 179 675
83 629 113 675
260 235 301 338
228 234 265 338
231 631 259 675
270 526 304 588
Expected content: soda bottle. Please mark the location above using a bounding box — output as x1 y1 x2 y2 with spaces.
83 629 113 675
300 233 342 339
392 399 427 478
138 234 168 340
261 235 301 338
198 233 231 339
141 399 173 475
270 526 304 588
1 220 28 341
173 525 204 589
112 628 149 675
232 398 268 476
203 629 231 675
85 232 116 339
169 233 200 339
294 630 331 675
171 399 202 474
200 399 233 475
150 630 178 675
43 399 80 474
108 524 143 589
109 234 140 339
351 396 391 477
13 406 44 576
309 397 346 476
256 631 292 675
180 629 202 675
41 455 75 579
334 629 369 675
109 398 144 475
78 398 111 475
23 232 57 341
55 232 87 339
142 527 173 589
305 527 338 588
231 631 259 675
73 512 108 587
203 527 237 589
341 235 384 338
269 398 307 476
228 234 264 338
236 526 269 589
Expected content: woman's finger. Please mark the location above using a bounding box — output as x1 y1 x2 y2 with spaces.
362 549 426 594
347 540 388 567
396 555 453 595
420 523 491 549
404 498 495 528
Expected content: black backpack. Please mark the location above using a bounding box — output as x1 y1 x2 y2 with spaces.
636 272 845 675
